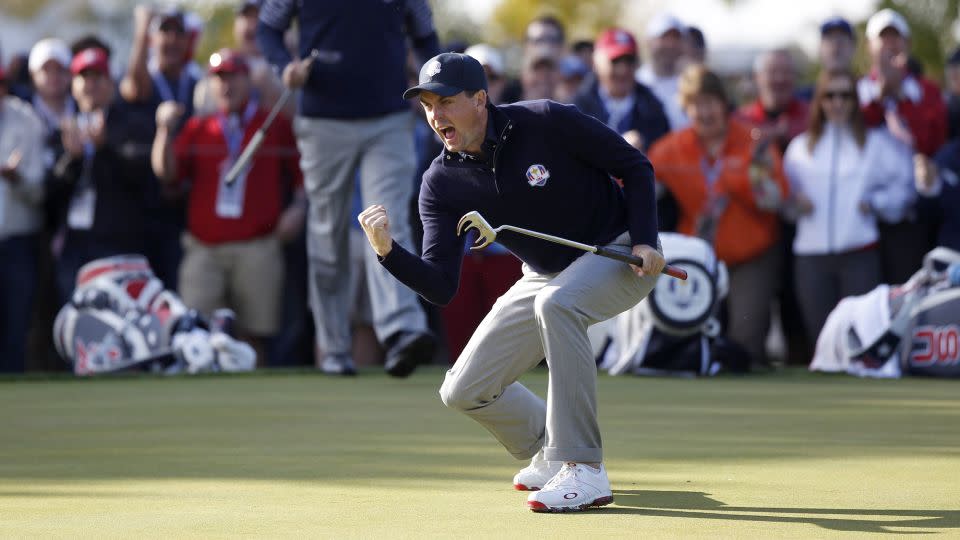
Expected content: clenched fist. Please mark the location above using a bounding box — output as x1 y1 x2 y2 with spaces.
358 204 394 257
282 55 316 89
156 101 185 132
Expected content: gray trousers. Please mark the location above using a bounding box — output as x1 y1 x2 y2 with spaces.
794 248 882 346
439 233 659 463
294 111 428 356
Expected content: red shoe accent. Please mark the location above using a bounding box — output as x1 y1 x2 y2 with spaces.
592 496 614 507
527 501 549 512
514 483 540 491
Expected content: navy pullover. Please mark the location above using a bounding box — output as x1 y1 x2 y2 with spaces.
257 0 440 119
918 139 960 252
381 100 659 306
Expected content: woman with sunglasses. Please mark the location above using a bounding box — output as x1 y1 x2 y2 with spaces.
783 68 914 347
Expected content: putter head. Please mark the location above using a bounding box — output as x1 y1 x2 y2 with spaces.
457 211 496 250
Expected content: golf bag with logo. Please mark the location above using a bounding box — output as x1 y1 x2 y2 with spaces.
601 232 747 376
53 255 256 376
810 247 960 378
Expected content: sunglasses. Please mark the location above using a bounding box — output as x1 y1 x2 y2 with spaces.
823 90 855 100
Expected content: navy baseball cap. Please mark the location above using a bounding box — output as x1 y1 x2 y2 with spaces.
948 46 960 66
403 53 488 100
820 16 854 38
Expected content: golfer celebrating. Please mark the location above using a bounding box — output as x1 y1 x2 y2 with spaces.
358 53 665 513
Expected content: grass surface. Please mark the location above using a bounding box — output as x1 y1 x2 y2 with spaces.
2 368 960 538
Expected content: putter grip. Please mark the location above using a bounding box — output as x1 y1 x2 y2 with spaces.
594 246 688 280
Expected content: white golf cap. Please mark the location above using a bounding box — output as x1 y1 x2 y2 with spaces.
866 8 910 40
464 43 505 77
646 13 685 39
28 38 72 72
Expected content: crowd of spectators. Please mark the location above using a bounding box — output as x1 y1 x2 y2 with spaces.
0 2 957 374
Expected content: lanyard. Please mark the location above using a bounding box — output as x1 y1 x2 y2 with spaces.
215 100 258 159
700 157 724 190
32 95 74 134
149 64 193 105
75 111 99 188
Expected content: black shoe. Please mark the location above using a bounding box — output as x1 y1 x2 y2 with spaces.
384 331 435 378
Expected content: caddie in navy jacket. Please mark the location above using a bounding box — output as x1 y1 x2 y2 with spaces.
358 53 665 514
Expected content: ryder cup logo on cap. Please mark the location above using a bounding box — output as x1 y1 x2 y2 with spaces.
526 164 550 187
403 53 488 99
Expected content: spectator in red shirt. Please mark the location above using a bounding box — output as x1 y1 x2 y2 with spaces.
858 9 946 157
151 49 305 364
858 8 946 284
737 48 809 153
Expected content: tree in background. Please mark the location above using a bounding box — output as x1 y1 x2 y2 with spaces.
489 0 625 45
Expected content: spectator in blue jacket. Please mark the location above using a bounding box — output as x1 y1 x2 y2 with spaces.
573 28 670 152
915 143 960 252
257 0 440 377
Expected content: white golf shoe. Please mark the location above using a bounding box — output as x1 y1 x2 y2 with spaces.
526 462 614 512
512 449 562 491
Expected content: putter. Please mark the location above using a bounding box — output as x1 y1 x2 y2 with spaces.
457 211 688 280
224 49 320 185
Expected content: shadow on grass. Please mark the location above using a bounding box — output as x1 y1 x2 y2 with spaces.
0 490 156 499
606 490 960 534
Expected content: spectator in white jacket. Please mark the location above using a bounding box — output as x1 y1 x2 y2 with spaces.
784 68 914 345
0 66 46 372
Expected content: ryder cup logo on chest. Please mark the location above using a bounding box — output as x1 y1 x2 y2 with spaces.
526 164 550 187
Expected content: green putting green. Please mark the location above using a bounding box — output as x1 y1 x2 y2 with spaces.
1 368 959 538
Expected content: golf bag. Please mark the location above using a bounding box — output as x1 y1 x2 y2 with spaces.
53 255 256 376
601 233 746 376
810 247 960 378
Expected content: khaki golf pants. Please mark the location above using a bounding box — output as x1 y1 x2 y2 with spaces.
294 111 429 356
439 233 659 463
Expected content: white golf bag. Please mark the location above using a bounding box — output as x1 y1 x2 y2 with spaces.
53 254 256 376
810 247 960 378
601 233 743 376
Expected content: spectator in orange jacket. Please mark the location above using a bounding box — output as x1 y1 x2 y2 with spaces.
648 64 789 367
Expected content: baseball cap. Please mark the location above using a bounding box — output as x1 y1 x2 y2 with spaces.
464 44 505 77
208 49 249 75
559 54 589 78
866 8 910 40
237 0 260 15
29 38 72 72
151 7 186 33
70 47 110 76
403 53 487 100
646 13 685 39
820 16 854 38
948 46 960 66
595 28 638 61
